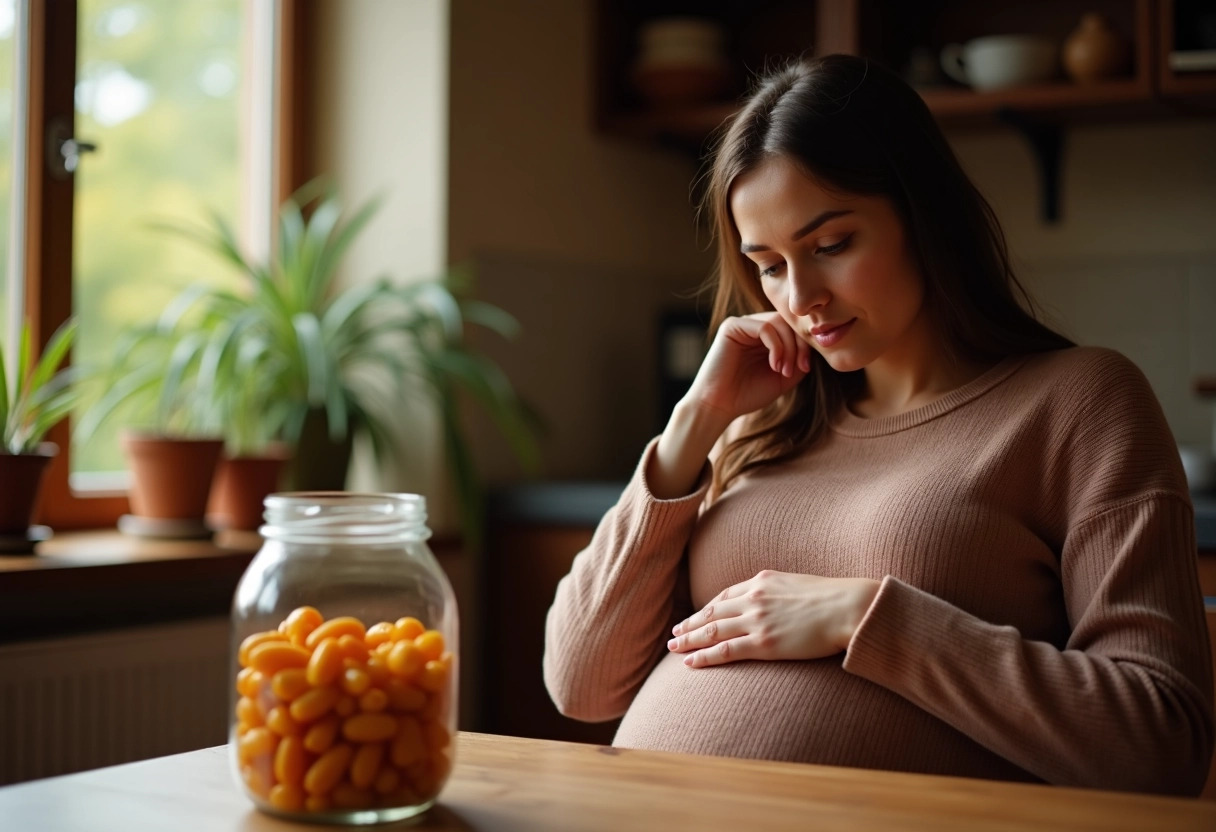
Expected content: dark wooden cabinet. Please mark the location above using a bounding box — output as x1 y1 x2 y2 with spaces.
482 522 620 745
1198 550 1216 799
594 0 1216 146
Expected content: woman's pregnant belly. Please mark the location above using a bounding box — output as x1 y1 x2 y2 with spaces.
612 651 1038 783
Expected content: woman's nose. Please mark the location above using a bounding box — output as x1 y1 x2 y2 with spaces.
787 266 829 317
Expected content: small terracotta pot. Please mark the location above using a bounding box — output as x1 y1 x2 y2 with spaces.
207 446 291 531
121 433 224 520
0 443 57 535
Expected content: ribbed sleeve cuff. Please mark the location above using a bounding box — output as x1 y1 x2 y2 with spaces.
632 435 713 508
841 575 969 686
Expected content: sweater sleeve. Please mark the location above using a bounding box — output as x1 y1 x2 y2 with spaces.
843 351 1215 796
543 437 712 722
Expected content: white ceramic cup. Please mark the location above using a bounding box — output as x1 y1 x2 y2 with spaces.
940 35 1058 91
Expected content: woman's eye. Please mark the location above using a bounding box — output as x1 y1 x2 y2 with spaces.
816 235 853 256
758 263 783 278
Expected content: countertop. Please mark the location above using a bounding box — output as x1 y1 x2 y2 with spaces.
0 732 1211 831
493 483 1216 550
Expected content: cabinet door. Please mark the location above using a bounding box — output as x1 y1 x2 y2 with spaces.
1198 552 1216 800
484 524 620 745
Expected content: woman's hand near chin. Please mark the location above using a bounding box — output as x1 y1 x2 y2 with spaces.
687 311 811 425
647 312 811 500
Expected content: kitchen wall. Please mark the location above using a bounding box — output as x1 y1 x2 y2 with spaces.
949 123 1216 450
315 0 1216 494
447 0 711 487
449 0 1216 483
310 0 451 518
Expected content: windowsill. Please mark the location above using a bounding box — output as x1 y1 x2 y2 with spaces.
0 530 463 645
0 530 261 645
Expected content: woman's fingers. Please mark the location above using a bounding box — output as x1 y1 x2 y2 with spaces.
672 585 744 636
742 315 800 377
667 612 747 653
684 637 758 668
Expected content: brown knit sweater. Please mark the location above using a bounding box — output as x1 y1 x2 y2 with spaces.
543 347 1214 796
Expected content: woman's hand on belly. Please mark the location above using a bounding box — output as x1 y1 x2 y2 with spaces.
667 571 881 668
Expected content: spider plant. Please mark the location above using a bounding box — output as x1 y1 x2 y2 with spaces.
1 319 79 455
145 182 540 546
75 287 227 443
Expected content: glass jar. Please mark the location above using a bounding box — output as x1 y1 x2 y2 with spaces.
229 492 458 825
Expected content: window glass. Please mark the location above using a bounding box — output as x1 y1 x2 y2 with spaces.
73 0 244 478
0 0 15 353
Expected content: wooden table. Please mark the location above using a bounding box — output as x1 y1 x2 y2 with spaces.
0 733 1212 831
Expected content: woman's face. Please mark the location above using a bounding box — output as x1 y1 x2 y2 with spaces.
729 155 928 373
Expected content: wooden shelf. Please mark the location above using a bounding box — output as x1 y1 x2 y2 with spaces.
595 0 1216 145
920 79 1153 120
600 79 1175 144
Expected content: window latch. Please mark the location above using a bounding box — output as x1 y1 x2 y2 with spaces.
46 115 99 180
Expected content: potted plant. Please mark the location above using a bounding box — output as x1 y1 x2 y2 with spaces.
153 182 540 546
0 319 79 552
77 302 227 539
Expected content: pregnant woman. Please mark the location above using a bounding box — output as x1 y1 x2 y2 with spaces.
543 55 1213 796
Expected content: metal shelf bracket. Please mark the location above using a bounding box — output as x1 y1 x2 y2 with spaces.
996 108 1064 224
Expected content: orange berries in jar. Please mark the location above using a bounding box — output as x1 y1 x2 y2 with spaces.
230 493 458 824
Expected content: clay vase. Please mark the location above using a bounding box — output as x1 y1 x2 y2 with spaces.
1063 13 1130 84
207 445 291 531
121 432 224 528
0 443 57 552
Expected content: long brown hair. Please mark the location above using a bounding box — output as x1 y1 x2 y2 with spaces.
704 55 1073 501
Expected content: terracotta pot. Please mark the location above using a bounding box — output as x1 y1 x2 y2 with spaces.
0 443 57 539
121 433 224 520
207 446 291 531
1063 13 1130 84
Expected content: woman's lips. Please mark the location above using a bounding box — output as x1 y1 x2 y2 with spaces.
811 318 856 347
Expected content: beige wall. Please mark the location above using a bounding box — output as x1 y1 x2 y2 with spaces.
948 122 1216 449
314 1 1216 498
311 0 451 518
448 0 712 486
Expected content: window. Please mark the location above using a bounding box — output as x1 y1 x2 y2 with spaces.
7 0 310 529
1 0 15 349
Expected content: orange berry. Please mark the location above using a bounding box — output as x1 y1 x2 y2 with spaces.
336 634 369 663
388 642 424 678
393 617 425 642
359 688 389 713
305 617 366 650
336 695 357 717
289 686 341 723
303 743 354 796
249 642 311 675
238 631 288 667
414 631 445 662
341 667 372 697
283 606 324 645
272 668 311 701
307 638 344 687
269 782 305 812
303 715 340 754
365 622 395 648
418 660 449 693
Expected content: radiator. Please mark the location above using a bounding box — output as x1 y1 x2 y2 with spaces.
0 617 231 785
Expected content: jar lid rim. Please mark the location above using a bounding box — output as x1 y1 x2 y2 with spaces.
265 491 425 507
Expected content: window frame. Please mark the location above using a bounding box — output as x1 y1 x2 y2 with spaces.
23 0 313 529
